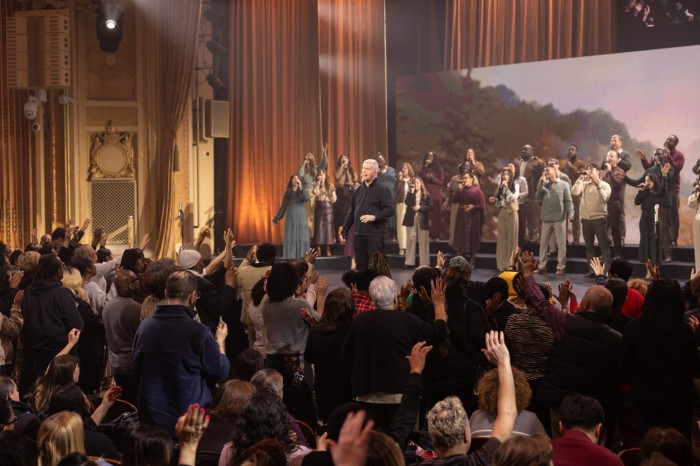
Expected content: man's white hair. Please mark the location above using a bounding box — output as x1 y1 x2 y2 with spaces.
369 275 398 309
363 159 379 171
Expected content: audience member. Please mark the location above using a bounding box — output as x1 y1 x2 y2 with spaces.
342 276 448 430
197 380 256 466
421 331 517 466
550 395 623 466
639 427 693 466
19 254 84 395
133 270 229 437
492 434 553 466
470 367 547 438
121 425 173 466
102 269 142 403
37 412 86 466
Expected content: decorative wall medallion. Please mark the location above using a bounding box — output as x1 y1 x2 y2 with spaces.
88 120 135 180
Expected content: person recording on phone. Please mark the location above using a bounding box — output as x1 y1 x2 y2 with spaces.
626 148 673 263
571 164 612 277
535 166 573 275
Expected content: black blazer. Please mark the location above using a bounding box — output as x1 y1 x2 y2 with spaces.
402 191 433 231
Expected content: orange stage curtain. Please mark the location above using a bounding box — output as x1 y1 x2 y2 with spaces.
444 0 614 70
318 0 388 168
227 0 322 244
0 1 34 247
145 0 202 257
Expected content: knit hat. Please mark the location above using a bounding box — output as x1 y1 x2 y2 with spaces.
178 249 201 270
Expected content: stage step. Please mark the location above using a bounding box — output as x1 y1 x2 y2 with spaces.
230 241 695 281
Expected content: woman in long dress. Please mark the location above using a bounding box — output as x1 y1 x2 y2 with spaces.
403 177 433 267
452 172 486 268
333 154 357 243
635 173 666 268
273 174 310 260
313 169 337 257
420 151 445 239
395 162 414 256
298 151 328 241
490 168 520 271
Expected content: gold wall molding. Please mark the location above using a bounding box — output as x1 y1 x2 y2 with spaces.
88 120 135 180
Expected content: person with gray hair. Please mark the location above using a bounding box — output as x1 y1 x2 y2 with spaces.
422 331 517 466
133 271 230 437
341 158 395 270
368 275 398 309
342 277 449 430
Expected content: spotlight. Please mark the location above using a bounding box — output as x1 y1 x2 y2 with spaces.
96 6 123 52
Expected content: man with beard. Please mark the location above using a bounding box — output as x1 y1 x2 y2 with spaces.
514 145 545 244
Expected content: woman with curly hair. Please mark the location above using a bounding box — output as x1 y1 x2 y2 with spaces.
470 367 547 437
220 391 311 466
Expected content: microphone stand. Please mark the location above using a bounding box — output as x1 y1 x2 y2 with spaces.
654 204 660 267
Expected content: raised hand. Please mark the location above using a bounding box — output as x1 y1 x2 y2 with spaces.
485 292 503 316
481 331 510 367
316 275 329 297
329 411 374 466
305 248 318 264
406 341 433 375
517 251 538 277
590 257 605 276
429 277 446 307
646 259 660 281
553 279 573 310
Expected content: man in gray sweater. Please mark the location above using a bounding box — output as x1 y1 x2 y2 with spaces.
535 166 573 275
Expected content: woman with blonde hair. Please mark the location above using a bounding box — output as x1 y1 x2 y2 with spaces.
395 162 415 256
61 266 106 395
38 411 86 466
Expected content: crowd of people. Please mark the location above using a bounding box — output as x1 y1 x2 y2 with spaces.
274 133 693 279
1 197 700 465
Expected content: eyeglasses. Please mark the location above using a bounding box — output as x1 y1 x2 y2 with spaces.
1 417 18 427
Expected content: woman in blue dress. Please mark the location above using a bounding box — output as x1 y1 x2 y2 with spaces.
273 174 310 259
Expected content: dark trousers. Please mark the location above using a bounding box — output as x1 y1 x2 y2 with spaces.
354 235 384 271
671 191 680 243
519 201 540 244
582 218 611 273
660 206 672 260
114 374 139 405
608 201 624 256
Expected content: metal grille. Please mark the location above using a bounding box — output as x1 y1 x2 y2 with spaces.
90 180 135 245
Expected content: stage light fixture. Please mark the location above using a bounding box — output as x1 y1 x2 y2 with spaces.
96 5 123 52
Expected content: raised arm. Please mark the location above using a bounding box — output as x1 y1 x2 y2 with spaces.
482 331 517 443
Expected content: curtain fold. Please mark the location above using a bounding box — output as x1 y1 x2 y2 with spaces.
444 0 614 70
146 0 202 257
227 0 322 244
319 0 388 167
0 0 34 247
